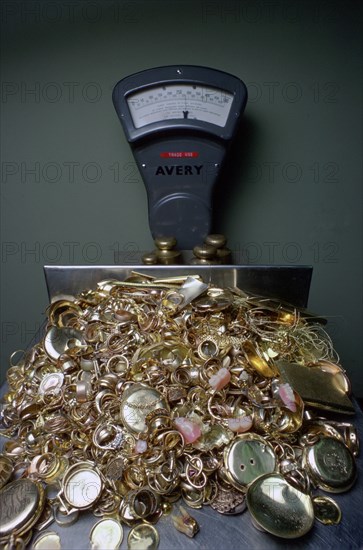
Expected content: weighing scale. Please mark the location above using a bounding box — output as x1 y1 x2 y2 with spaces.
112 65 248 249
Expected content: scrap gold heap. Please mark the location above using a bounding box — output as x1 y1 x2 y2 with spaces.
0 274 359 546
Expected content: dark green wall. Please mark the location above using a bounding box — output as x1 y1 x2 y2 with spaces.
1 0 362 395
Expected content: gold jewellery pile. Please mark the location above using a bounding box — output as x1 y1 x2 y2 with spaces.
0 273 359 547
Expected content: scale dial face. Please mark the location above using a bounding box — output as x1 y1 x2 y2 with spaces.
112 66 248 249
127 84 234 129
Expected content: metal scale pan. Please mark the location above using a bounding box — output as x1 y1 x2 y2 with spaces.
44 264 312 307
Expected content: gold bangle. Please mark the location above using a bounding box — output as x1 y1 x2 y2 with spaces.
9 350 26 368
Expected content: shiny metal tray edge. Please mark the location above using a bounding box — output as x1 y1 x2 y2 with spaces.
44 265 313 308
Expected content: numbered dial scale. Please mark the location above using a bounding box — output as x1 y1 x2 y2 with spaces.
113 66 247 248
